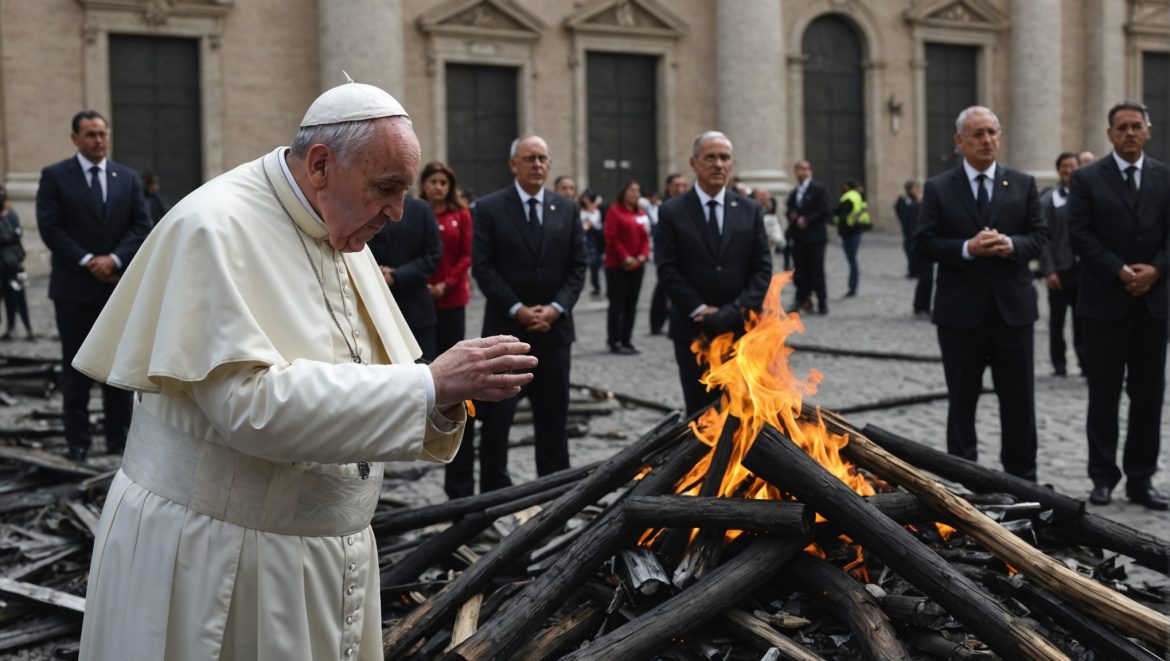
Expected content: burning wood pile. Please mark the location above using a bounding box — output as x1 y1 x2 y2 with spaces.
377 275 1170 660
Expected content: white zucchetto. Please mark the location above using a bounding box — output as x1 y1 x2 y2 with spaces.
299 79 409 128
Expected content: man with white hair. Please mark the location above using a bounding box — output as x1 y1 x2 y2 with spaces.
914 105 1048 481
73 81 536 659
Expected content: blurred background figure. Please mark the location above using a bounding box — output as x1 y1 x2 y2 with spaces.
367 195 441 359
753 186 785 256
0 185 32 341
604 180 650 355
1038 152 1084 377
833 178 870 298
895 179 920 279
418 161 477 501
578 189 604 297
141 171 170 226
1077 151 1096 167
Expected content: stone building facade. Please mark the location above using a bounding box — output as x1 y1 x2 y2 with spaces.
1 0 1168 272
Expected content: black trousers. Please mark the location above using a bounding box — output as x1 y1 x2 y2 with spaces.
435 306 478 499
1081 304 1166 488
792 239 826 309
649 280 669 333
3 276 30 333
1046 271 1084 373
605 267 644 347
674 340 720 416
55 301 133 453
475 343 571 492
936 306 1037 480
913 263 934 314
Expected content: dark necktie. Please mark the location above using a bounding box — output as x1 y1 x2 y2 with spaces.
1058 186 1068 199
88 165 105 216
707 199 720 246
1125 165 1138 205
975 174 989 220
527 197 542 243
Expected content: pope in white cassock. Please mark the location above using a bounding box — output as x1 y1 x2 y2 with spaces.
72 82 537 660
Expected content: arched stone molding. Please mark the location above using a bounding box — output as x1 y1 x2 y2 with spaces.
1125 0 1170 99
564 0 686 193
786 1 885 206
904 0 1007 180
76 0 233 181
417 0 544 164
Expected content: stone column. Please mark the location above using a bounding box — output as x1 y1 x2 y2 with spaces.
1082 0 1126 156
1007 0 1062 185
715 0 788 192
318 0 404 97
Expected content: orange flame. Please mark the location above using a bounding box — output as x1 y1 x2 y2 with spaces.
672 272 875 505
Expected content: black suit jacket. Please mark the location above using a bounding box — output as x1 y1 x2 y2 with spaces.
367 196 442 331
36 156 151 304
654 188 773 344
471 185 586 347
784 178 831 244
914 164 1048 328
1067 154 1170 320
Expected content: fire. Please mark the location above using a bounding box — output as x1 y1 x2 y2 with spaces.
674 272 875 504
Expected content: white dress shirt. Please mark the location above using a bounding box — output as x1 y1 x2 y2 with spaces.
960 160 1013 260
75 153 122 269
689 183 728 317
1112 151 1144 190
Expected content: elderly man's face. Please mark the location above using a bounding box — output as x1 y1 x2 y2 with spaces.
690 137 733 194
510 137 551 195
317 118 421 252
1107 108 1151 163
954 110 1000 171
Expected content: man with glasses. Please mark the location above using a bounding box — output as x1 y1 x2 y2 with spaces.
1068 100 1170 510
914 106 1048 481
471 136 586 492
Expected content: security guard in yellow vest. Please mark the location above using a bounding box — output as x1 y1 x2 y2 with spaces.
832 179 870 297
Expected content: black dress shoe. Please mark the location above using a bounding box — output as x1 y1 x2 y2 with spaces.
619 344 640 355
1127 484 1170 511
1088 483 1112 505
1053 367 1067 377
608 344 622 355
63 446 88 463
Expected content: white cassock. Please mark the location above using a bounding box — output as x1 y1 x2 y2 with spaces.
72 147 465 660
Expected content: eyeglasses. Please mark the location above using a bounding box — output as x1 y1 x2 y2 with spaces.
518 154 551 165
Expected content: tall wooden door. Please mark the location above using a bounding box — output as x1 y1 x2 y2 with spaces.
802 15 864 197
925 43 978 176
109 35 202 201
587 52 657 201
446 64 518 198
1144 52 1170 162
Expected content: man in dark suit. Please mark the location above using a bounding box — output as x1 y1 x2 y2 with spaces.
649 173 689 335
367 195 441 359
36 110 151 461
655 131 772 415
785 160 831 314
1068 100 1170 510
471 135 586 491
914 105 1048 480
1038 152 1085 377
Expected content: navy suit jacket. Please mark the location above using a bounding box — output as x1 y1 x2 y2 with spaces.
784 178 831 244
471 185 586 347
654 188 772 344
913 164 1048 328
367 196 442 332
1067 154 1170 320
36 156 151 304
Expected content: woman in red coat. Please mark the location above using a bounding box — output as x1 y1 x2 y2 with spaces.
420 161 476 499
603 180 651 354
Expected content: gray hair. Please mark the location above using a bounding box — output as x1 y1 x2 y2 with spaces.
954 106 1001 134
692 131 732 157
290 118 392 165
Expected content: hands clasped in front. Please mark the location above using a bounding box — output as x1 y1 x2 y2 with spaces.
1119 263 1160 297
515 304 560 334
430 335 538 408
86 254 120 284
967 228 1014 259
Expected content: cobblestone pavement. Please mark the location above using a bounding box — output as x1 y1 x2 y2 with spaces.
3 228 1167 589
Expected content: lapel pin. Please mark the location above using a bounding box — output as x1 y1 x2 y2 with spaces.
730 200 737 208
1001 180 1008 187
550 204 556 211
111 171 118 178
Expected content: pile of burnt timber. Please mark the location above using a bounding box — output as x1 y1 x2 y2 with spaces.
377 406 1170 661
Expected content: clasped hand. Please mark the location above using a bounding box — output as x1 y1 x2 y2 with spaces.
430 335 538 408
968 228 1013 258
516 304 559 333
1119 263 1159 297
85 254 119 284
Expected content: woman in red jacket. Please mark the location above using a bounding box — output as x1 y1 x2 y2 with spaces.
604 180 651 355
420 162 476 499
